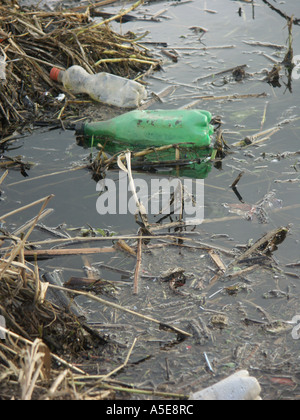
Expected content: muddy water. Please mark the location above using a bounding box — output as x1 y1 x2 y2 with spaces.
4 0 300 399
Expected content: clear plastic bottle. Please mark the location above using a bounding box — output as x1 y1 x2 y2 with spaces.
190 370 262 400
0 50 7 82
50 65 147 108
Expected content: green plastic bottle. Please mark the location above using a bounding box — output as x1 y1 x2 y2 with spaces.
76 109 214 149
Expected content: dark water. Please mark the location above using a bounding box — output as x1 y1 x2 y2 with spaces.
4 0 300 399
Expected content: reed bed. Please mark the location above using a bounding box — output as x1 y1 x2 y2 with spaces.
0 194 111 400
0 0 160 138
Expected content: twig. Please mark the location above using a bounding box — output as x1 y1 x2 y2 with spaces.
208 250 226 273
230 171 245 189
115 240 136 257
226 265 260 279
232 126 281 147
0 234 222 252
193 64 248 83
260 101 269 130
89 382 188 399
0 170 8 185
139 86 177 110
94 57 157 67
261 0 300 25
23 247 116 257
1 204 296 252
13 209 54 237
274 178 300 184
180 93 267 109
174 45 235 51
243 40 285 50
45 369 70 400
134 236 142 295
101 337 137 381
0 195 54 221
6 166 87 188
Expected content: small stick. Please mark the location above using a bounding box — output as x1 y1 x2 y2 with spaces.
96 263 133 276
0 195 54 221
133 237 142 295
193 64 248 83
118 152 150 232
180 93 267 109
261 0 300 25
23 247 116 257
226 265 259 279
0 170 8 185
92 382 188 399
243 40 285 50
101 337 137 381
45 370 70 400
13 209 54 237
174 45 235 50
161 49 178 63
115 240 136 257
232 126 280 147
230 171 245 189
260 101 269 130
208 250 226 273
94 57 158 67
6 166 87 188
139 86 177 110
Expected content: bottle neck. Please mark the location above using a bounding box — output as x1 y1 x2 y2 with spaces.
57 70 64 84
83 120 112 138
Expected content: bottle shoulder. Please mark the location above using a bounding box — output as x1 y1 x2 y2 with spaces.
112 109 212 125
62 66 89 86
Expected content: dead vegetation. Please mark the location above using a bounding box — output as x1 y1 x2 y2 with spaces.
0 194 111 400
0 0 160 138
0 182 296 399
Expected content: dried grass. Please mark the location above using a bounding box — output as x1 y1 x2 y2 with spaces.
0 0 160 138
0 195 110 400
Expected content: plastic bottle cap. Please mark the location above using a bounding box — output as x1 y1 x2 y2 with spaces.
50 67 61 82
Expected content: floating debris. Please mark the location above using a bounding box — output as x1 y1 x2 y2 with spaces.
223 191 283 223
0 1 160 138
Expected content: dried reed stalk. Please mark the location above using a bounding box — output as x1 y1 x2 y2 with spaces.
19 339 50 400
